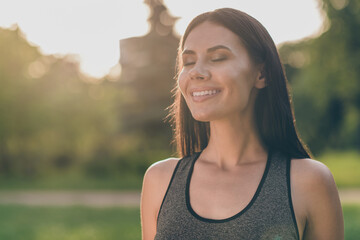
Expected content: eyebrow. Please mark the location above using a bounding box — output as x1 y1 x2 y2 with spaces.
182 45 231 55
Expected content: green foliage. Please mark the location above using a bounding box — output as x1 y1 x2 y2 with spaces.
0 26 171 182
0 173 143 190
0 26 111 176
279 0 360 154
317 150 360 188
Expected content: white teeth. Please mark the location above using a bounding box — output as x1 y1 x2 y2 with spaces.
192 90 219 97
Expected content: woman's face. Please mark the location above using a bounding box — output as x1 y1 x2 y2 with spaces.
178 21 266 122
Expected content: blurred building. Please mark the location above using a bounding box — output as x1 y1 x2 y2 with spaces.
119 0 179 138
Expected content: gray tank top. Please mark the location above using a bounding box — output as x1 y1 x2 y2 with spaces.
155 149 300 240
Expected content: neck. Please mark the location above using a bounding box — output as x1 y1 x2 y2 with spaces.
202 113 268 170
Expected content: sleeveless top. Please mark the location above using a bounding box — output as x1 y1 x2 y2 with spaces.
155 149 300 240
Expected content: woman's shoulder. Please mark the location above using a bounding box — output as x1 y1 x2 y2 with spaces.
290 157 343 238
140 157 182 238
290 157 338 203
290 157 335 190
144 157 181 182
142 157 182 198
289 157 337 205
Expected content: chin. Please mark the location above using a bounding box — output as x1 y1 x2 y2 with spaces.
191 111 216 122
193 116 210 123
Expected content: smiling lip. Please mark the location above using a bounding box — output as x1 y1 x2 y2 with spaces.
190 88 221 102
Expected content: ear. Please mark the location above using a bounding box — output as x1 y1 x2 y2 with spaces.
254 65 266 89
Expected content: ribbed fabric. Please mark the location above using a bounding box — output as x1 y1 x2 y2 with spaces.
155 149 299 240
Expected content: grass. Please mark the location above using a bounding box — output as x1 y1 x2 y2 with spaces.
0 205 141 240
344 204 360 240
0 204 358 240
317 150 360 188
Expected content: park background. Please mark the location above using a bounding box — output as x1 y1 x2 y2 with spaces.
0 0 359 239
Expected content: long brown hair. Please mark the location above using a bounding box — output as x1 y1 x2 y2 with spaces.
168 8 311 159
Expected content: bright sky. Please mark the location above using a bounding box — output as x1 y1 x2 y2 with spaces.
0 0 324 78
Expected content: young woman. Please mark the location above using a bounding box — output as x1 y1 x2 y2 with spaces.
141 8 344 240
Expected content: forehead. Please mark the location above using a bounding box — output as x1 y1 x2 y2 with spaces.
183 21 243 51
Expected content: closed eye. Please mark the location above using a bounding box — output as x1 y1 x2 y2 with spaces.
183 62 195 66
211 57 227 62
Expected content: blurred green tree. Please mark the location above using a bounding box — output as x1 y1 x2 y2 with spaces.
0 26 122 178
280 0 360 154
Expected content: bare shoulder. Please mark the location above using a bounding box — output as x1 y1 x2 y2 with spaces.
144 157 181 185
142 158 179 212
290 157 336 192
141 157 181 212
290 157 339 206
142 157 181 208
141 157 181 239
290 157 344 239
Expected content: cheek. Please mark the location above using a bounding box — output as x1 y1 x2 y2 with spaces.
177 71 188 97
220 66 255 105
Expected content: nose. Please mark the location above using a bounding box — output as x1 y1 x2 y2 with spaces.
189 63 209 80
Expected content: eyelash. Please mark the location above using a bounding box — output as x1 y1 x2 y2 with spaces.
211 57 226 62
183 62 195 66
183 57 227 66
